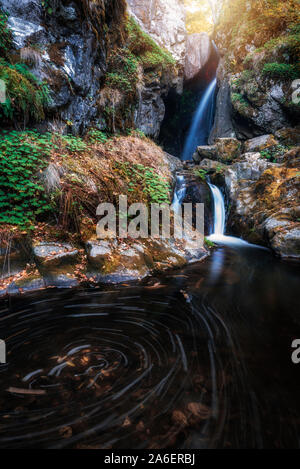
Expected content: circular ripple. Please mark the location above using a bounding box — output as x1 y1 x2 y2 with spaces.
0 285 213 449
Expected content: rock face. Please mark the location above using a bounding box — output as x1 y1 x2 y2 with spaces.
127 0 186 68
211 0 299 141
0 0 126 134
209 61 237 143
134 77 167 139
0 0 187 137
126 0 188 137
185 33 212 81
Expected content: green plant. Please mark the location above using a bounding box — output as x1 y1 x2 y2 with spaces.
205 237 215 248
193 168 208 181
231 92 249 107
0 8 12 57
114 161 171 204
86 129 108 144
0 60 50 122
0 131 53 227
59 135 87 153
126 17 176 71
262 62 299 80
260 144 289 162
106 48 139 94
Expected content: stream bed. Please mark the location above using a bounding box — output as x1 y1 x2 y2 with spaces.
0 244 300 449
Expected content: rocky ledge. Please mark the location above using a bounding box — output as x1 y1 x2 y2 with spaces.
0 235 208 298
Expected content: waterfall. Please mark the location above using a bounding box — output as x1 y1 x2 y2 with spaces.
207 183 267 249
182 78 217 161
208 183 225 235
171 175 186 213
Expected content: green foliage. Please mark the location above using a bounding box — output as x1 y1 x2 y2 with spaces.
231 92 249 109
114 161 171 204
0 131 52 227
260 144 290 162
59 135 87 153
0 9 12 57
262 62 299 80
126 17 176 71
204 237 215 248
106 48 139 94
0 60 50 122
86 129 109 144
193 168 208 181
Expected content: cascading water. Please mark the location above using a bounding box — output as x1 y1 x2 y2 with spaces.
171 175 186 214
182 78 217 161
208 183 225 236
207 182 267 249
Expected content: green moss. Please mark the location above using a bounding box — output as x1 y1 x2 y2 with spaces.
0 60 50 122
262 62 299 80
231 92 249 108
126 17 176 71
106 48 139 94
0 8 12 57
114 161 171 205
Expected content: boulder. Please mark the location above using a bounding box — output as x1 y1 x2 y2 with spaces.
215 137 241 162
275 126 300 146
33 242 78 268
185 33 212 81
197 159 226 172
193 145 217 162
244 134 279 153
85 240 113 268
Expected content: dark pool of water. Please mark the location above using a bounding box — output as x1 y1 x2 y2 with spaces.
0 245 300 449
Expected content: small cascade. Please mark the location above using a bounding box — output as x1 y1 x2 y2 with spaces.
171 175 186 213
208 183 225 235
207 183 268 249
182 78 217 161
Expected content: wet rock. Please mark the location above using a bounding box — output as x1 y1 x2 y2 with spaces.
271 228 300 260
215 137 241 162
0 237 31 280
197 159 226 172
8 275 45 295
33 243 78 268
185 33 212 81
85 240 114 268
208 61 237 144
193 145 217 162
226 155 300 258
44 273 79 289
244 134 279 153
275 126 300 146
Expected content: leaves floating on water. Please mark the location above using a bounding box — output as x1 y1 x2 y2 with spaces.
7 387 46 396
